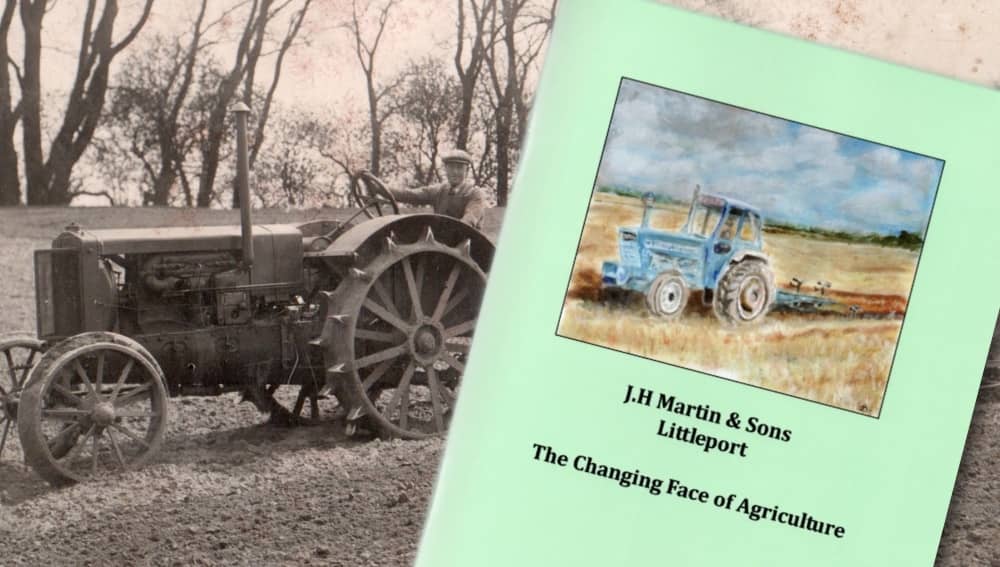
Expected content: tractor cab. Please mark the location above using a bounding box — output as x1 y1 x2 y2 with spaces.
681 192 761 244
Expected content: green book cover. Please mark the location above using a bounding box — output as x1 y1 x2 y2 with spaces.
416 1 999 565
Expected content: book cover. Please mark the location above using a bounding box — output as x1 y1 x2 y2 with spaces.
416 1 999 565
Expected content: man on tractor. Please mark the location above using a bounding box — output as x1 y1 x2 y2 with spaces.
358 149 488 229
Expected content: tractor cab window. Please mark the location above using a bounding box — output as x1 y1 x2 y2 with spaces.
739 212 760 242
688 203 723 238
717 211 739 241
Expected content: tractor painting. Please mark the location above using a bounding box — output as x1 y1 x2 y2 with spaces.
0 104 491 486
560 78 942 417
600 186 840 324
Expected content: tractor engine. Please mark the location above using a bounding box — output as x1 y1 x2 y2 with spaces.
136 252 246 331
33 222 313 396
35 223 306 338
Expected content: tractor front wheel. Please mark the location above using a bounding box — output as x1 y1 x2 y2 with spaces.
646 271 689 319
714 260 775 325
18 335 169 486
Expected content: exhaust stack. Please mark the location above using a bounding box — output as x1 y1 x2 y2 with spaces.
231 102 254 275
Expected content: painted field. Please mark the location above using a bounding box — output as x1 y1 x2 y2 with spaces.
558 192 924 415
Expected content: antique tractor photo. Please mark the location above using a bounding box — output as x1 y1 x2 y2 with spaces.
601 186 834 324
0 105 492 486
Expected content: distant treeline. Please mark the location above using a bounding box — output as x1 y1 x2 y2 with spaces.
595 186 924 251
764 223 923 251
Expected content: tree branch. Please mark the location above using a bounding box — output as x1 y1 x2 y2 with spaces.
6 55 22 88
249 0 312 163
110 0 154 55
69 188 115 206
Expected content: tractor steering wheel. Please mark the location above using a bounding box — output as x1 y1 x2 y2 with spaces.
350 170 400 219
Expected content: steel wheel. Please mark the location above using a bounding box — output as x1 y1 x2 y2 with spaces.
0 334 44 461
318 227 486 439
18 339 168 486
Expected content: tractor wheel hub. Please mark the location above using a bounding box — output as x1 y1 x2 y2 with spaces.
92 402 116 426
411 323 444 361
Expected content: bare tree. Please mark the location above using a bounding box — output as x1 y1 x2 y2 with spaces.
0 0 20 205
453 0 496 150
19 0 154 205
88 125 148 207
194 0 312 208
298 108 370 207
105 1 213 206
508 0 552 144
482 0 552 206
343 0 402 177
238 0 312 206
252 106 337 207
395 57 459 185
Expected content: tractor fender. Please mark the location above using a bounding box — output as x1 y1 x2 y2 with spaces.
711 250 771 288
729 250 769 266
316 213 494 272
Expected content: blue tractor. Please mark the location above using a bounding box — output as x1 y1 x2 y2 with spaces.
601 186 779 324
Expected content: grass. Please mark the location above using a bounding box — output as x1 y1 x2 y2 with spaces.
558 193 925 416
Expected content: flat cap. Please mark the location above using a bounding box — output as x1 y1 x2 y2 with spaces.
441 149 473 165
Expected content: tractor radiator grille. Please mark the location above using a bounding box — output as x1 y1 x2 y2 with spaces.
619 239 641 267
35 249 82 338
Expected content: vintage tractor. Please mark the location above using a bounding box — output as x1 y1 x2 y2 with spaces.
600 186 835 324
0 104 492 486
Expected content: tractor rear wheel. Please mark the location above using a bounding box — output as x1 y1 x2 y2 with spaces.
714 260 775 325
316 227 487 439
645 271 689 319
18 335 168 486
0 334 44 461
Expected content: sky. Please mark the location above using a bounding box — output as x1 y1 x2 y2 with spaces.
596 78 944 236
12 0 451 114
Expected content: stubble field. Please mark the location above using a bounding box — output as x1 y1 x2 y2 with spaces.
559 192 921 416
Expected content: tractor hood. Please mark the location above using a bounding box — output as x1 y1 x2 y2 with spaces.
52 224 304 285
632 228 704 258
53 223 302 255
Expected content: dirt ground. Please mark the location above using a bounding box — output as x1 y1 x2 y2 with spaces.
0 206 995 566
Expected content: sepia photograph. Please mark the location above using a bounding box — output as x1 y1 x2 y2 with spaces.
558 77 943 417
0 0 552 564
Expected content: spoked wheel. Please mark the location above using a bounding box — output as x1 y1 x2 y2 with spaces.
318 227 486 439
0 334 44 461
18 336 168 486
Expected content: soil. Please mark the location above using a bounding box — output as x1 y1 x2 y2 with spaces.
0 396 443 566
